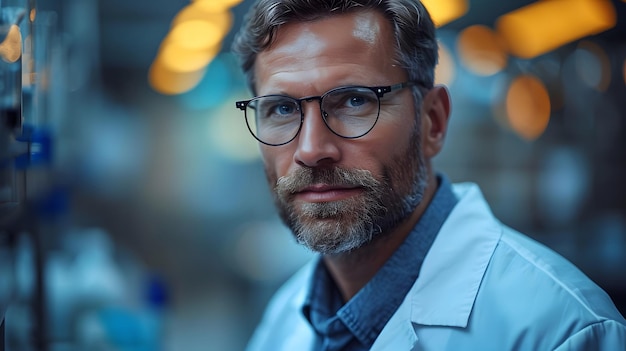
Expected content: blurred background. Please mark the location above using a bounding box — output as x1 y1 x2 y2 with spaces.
0 0 625 350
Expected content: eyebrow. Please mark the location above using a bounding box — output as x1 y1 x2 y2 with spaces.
256 83 370 98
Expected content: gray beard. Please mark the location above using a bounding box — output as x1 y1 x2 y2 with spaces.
271 128 427 254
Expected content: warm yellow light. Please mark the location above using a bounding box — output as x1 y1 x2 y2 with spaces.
149 59 206 95
506 75 551 140
167 20 225 51
0 24 22 63
435 41 455 85
148 0 241 95
193 0 245 13
421 0 469 27
457 25 507 76
148 0 243 95
172 3 233 34
496 0 616 59
157 41 220 73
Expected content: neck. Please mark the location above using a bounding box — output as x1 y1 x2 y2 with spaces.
322 169 439 302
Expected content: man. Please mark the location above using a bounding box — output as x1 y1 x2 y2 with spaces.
231 0 626 350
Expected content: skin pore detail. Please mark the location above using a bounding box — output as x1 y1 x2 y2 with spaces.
352 11 381 45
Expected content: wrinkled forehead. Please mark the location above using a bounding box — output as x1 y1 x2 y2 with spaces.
253 11 399 91
266 9 390 52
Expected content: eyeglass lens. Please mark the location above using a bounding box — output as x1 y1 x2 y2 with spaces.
245 87 380 145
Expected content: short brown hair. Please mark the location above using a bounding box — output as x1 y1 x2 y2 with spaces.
231 0 438 95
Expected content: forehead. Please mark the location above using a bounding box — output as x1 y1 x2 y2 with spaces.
254 10 404 94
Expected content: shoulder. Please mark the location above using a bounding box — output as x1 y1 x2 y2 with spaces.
438 182 626 348
473 226 626 347
448 182 623 325
494 227 623 322
553 319 626 350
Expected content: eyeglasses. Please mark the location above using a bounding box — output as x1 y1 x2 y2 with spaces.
235 82 417 146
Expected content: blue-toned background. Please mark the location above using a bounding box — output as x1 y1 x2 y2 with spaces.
1 0 625 350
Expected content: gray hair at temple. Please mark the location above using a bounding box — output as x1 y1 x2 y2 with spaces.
231 0 439 96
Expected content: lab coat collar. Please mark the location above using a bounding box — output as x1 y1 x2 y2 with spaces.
409 182 501 327
370 183 500 350
289 183 501 350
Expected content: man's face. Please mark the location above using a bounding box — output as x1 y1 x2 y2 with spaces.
254 10 428 254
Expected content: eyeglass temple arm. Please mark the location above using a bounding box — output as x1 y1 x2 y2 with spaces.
375 82 418 97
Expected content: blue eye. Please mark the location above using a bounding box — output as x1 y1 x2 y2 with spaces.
348 96 366 107
253 96 299 120
276 104 296 115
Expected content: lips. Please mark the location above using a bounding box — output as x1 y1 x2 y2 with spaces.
275 166 379 205
294 183 363 203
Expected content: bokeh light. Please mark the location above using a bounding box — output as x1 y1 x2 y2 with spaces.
456 25 507 76
536 147 590 227
149 0 240 95
421 0 469 27
0 24 22 63
496 0 616 59
167 20 224 51
505 75 551 140
148 59 206 95
573 41 611 92
159 41 220 73
149 35 221 94
172 4 233 34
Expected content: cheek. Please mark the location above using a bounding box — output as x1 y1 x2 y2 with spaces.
357 130 416 176
338 143 391 180
375 103 417 138
261 146 293 180
362 120 415 157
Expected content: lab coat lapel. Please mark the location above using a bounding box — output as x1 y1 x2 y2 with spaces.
370 295 418 351
372 183 501 350
287 184 500 351
410 183 501 327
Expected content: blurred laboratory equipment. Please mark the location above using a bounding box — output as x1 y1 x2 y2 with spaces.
0 1 169 350
1 0 29 347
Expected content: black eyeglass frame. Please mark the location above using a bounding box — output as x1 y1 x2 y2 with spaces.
234 81 419 146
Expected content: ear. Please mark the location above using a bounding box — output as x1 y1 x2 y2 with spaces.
420 85 451 158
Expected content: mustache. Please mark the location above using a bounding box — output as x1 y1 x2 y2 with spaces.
276 167 380 196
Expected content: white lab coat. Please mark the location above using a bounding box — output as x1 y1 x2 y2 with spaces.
246 183 626 351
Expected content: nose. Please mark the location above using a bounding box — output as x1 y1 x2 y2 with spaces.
293 101 341 168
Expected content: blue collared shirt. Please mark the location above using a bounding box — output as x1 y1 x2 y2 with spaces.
302 175 458 350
